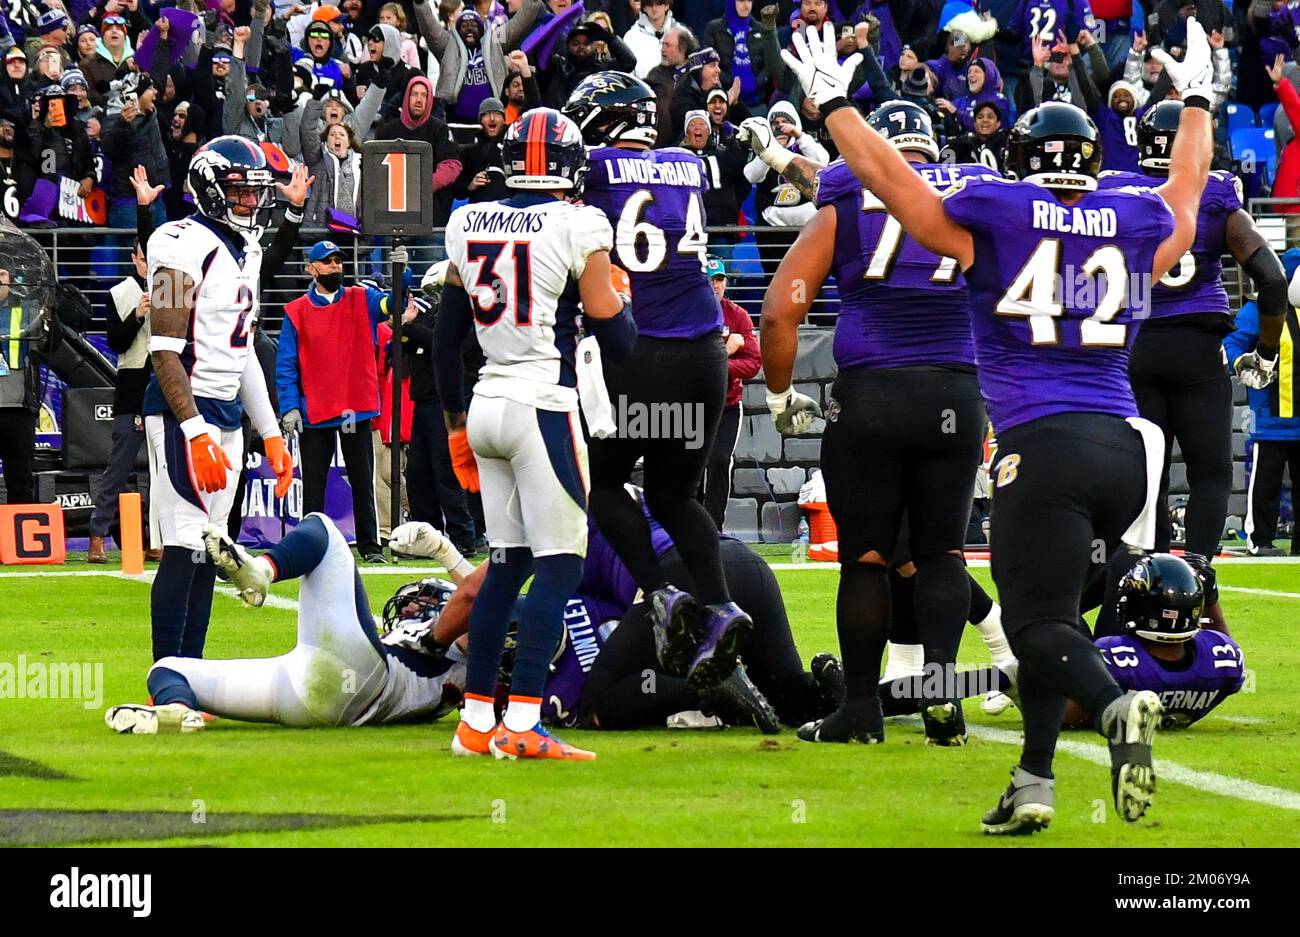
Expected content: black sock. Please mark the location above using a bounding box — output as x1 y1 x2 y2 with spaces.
1012 619 1123 722
180 560 217 658
967 572 994 624
837 563 891 699
913 552 969 668
1091 548 1144 639
1016 664 1067 779
889 567 918 644
510 553 584 699
588 485 669 595
464 547 533 698
151 546 198 661
646 493 730 604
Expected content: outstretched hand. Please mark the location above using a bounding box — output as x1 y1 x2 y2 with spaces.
276 162 315 208
779 22 862 107
130 164 165 206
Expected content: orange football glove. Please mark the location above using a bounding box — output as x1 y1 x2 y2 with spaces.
263 435 294 499
190 433 233 493
447 429 481 493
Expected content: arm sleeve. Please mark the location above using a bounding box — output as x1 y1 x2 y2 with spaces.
797 134 831 166
433 282 473 413
412 0 450 56
299 98 324 167
744 154 771 184
1222 301 1260 366
1277 77 1300 130
225 56 248 135
366 285 391 324
106 296 146 353
569 208 614 280
246 16 265 76
275 314 302 417
499 0 544 52
583 305 637 362
347 80 385 141
136 201 157 247
240 339 282 439
260 212 303 288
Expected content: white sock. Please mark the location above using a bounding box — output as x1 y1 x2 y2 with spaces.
253 556 275 582
462 695 497 733
973 603 1014 666
881 642 925 682
503 697 541 733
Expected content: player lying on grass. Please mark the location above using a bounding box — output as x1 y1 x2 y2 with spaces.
394 486 845 733
105 493 841 736
880 554 1245 732
104 514 475 734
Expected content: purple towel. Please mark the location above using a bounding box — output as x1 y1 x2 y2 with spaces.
19 178 58 226
136 9 201 75
521 2 585 71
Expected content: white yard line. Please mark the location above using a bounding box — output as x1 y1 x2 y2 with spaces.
959 722 1300 811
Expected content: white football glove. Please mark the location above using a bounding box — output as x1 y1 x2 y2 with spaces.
779 22 862 107
767 386 822 436
737 117 793 173
381 617 440 655
1150 17 1213 107
390 521 445 558
1234 350 1278 390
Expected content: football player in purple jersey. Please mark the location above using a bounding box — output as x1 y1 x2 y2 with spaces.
563 72 755 694
1098 101 1288 583
757 100 1003 748
781 18 1258 834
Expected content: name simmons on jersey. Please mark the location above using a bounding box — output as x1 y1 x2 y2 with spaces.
459 209 548 235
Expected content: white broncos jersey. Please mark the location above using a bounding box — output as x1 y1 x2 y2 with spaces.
147 215 263 404
445 196 613 412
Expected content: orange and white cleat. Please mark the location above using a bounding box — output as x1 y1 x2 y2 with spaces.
491 723 596 761
451 719 497 757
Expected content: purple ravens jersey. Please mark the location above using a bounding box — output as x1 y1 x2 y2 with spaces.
816 160 1000 370
582 146 722 340
542 596 622 727
1015 0 1095 61
1096 630 1246 728
941 176 1175 432
579 509 675 609
1097 170 1241 320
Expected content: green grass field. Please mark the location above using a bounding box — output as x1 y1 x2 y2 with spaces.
2 554 1297 847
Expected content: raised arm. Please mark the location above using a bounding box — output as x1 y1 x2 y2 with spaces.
781 24 973 268
1150 19 1214 283
736 117 825 200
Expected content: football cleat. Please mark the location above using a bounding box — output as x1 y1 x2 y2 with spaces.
699 660 780 734
451 719 496 757
922 700 968 747
687 602 753 690
1103 690 1163 822
810 652 846 713
105 703 206 735
491 723 596 761
797 697 885 744
982 766 1055 835
982 690 1016 715
203 524 271 607
650 586 701 677
666 710 725 729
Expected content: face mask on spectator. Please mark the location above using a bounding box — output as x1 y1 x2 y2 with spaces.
317 271 342 292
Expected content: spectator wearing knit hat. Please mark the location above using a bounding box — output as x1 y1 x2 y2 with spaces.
410 0 545 121
454 96 508 204
680 108 749 255
80 14 134 108
75 24 100 64
25 9 71 68
670 46 748 146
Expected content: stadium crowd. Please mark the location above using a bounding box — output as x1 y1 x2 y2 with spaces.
0 0 1297 560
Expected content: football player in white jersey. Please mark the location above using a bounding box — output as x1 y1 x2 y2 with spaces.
144 136 309 663
432 107 638 761
104 515 476 733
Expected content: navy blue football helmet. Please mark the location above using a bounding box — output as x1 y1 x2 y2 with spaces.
501 107 588 191
1137 99 1182 174
867 100 939 161
187 135 278 234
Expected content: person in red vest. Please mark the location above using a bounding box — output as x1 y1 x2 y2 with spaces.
277 239 394 563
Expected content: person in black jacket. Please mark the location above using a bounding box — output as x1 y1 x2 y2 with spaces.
453 97 508 204
681 108 750 253
88 167 163 563
402 263 478 555
102 73 171 231
938 99 1006 172
544 20 639 106
701 0 785 110
670 46 750 145
375 74 462 228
